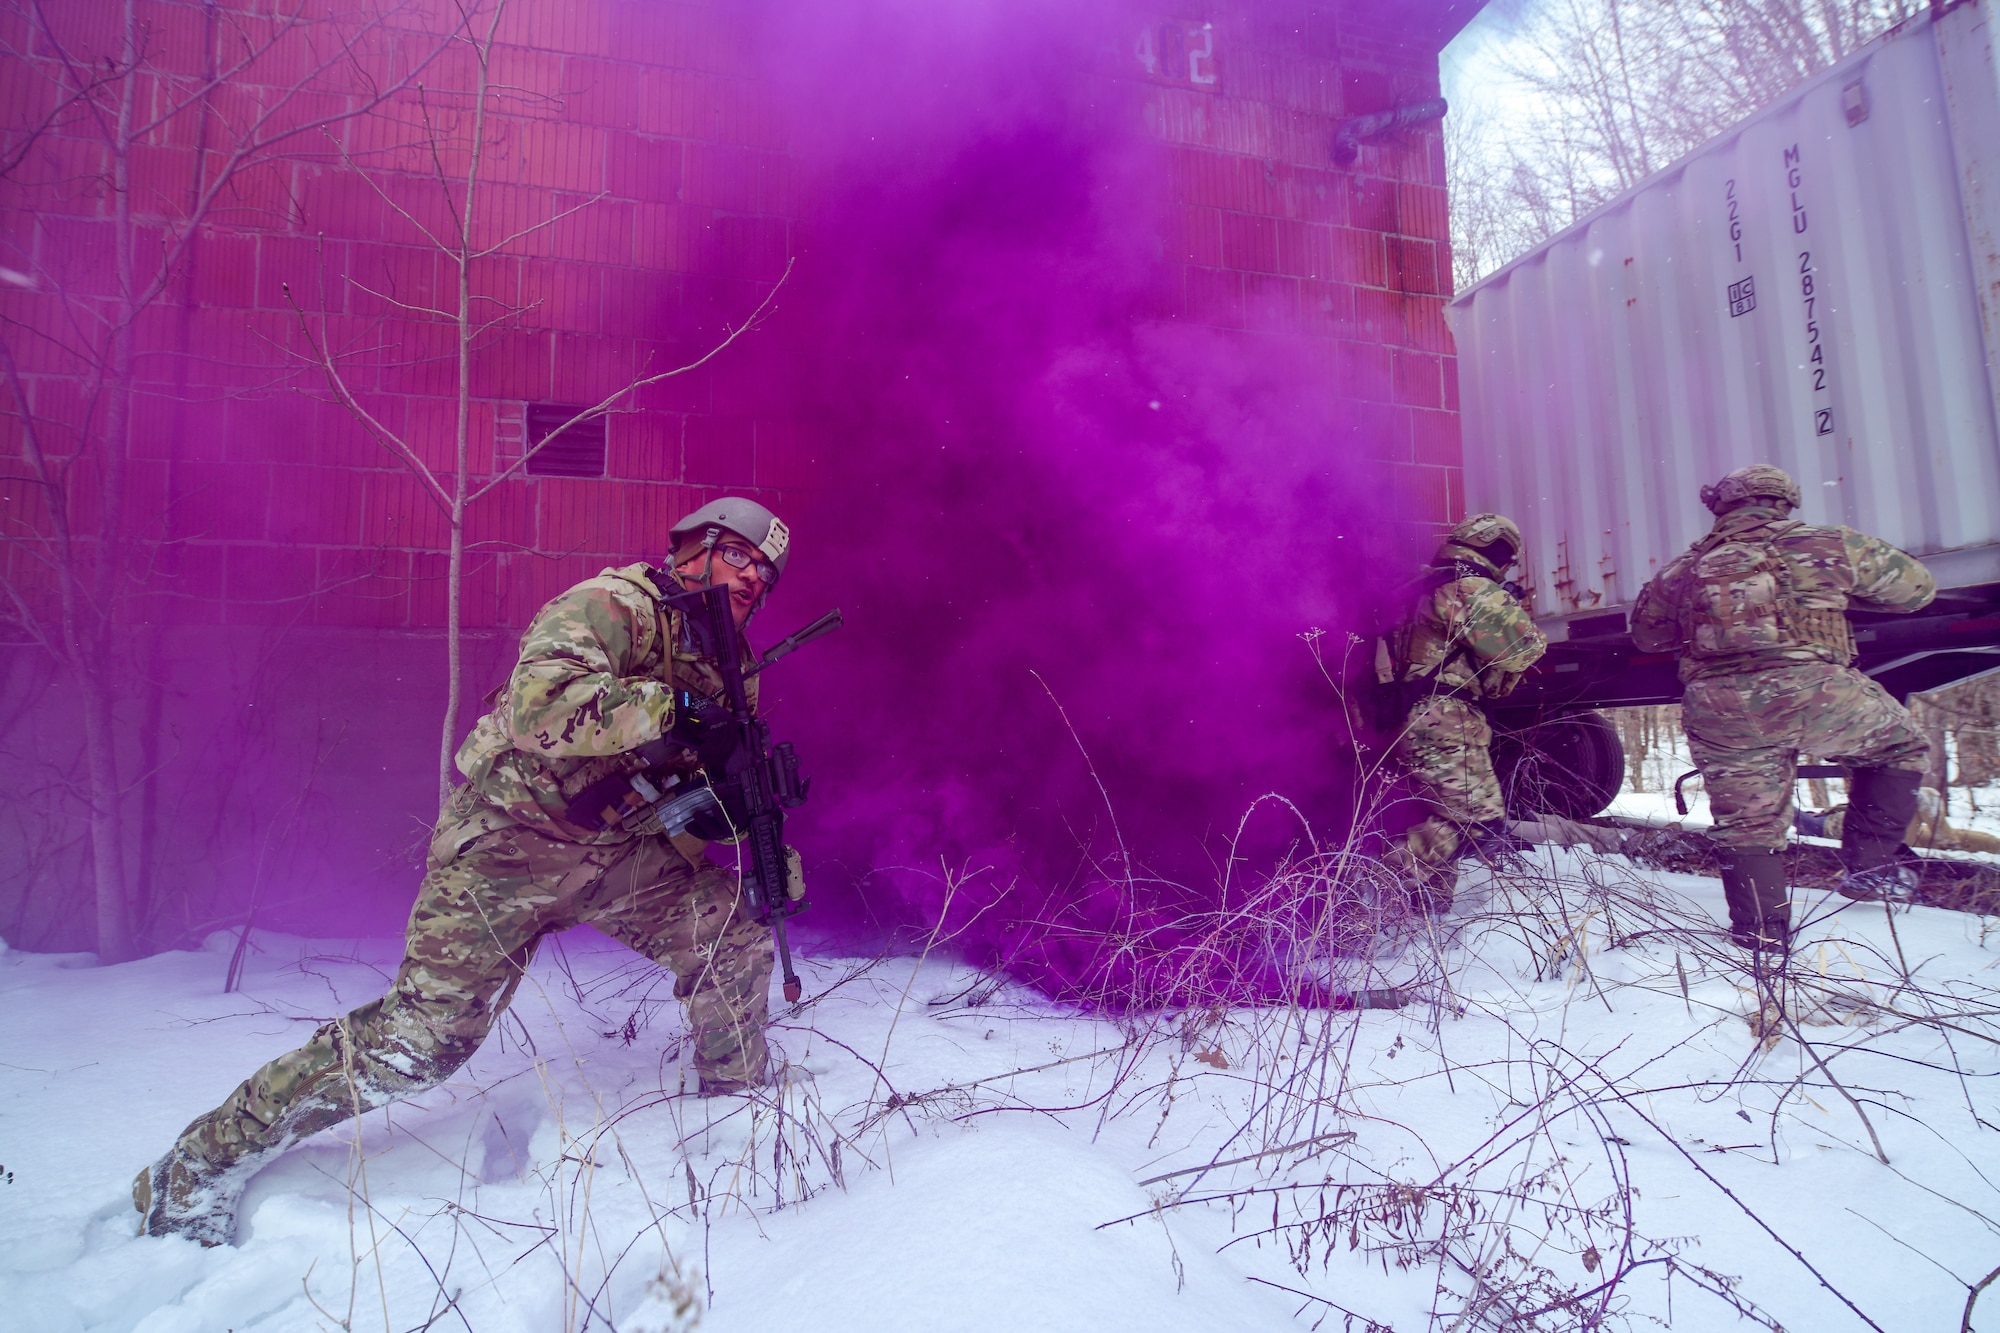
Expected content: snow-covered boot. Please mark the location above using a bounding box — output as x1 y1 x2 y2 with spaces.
1381 840 1455 917
1718 848 1790 953
1838 767 1922 904
134 1147 245 1247
1406 874 1454 917
1403 855 1459 916
696 1053 775 1098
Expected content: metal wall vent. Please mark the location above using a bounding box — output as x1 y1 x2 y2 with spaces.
525 403 607 478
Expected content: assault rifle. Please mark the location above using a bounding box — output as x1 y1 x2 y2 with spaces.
565 593 843 1004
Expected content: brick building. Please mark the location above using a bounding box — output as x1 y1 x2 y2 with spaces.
0 0 1480 950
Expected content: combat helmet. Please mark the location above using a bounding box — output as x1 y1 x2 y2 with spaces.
669 496 791 577
1437 512 1523 567
1700 464 1801 513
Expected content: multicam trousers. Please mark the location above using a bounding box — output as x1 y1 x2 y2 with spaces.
1392 695 1505 874
169 787 774 1176
1683 661 1930 850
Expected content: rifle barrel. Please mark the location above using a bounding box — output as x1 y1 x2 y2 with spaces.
748 607 844 674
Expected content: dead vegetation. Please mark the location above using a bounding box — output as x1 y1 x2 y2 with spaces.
249 771 2000 1329
202 647 2000 1331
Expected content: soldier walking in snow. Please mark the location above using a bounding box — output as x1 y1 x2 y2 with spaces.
1381 513 1548 913
1632 464 1937 953
136 498 801 1244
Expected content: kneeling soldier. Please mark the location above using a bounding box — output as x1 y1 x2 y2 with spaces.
136 497 798 1244
1632 465 1937 952
1383 513 1548 912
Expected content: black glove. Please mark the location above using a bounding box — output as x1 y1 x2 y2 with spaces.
668 690 737 770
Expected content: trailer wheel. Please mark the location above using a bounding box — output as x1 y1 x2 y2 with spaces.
1492 708 1625 820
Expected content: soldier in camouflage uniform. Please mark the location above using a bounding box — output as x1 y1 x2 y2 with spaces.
1383 513 1549 912
135 497 799 1245
1632 464 1937 952
1805 787 2000 856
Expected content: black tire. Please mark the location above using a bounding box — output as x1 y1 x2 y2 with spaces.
1491 708 1626 820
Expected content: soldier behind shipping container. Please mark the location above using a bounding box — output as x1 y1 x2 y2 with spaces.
134 497 802 1246
1632 464 1938 953
1380 513 1549 913
1797 785 2000 856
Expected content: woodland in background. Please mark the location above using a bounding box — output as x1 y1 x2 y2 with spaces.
1607 673 2000 809
1447 0 1922 288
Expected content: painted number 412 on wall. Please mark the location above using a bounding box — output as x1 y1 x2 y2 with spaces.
1135 20 1218 91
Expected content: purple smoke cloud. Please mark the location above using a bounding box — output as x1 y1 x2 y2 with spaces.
727 0 1424 1004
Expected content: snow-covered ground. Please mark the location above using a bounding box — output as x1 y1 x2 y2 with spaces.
7 849 2000 1331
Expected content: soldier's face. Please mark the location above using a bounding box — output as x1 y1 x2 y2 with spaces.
676 540 771 627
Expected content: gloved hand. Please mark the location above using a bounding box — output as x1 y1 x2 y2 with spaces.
668 690 737 770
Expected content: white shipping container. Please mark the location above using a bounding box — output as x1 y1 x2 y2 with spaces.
1450 0 2000 636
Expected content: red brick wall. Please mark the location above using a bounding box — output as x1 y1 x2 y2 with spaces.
2 0 806 635
1 1 1466 637
1145 3 1462 526
0 0 1479 950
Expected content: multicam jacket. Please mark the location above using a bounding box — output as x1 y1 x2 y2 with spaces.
1389 549 1549 701
1631 504 1936 682
454 562 756 844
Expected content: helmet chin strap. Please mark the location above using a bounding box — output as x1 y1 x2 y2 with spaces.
688 525 767 618
698 526 721 588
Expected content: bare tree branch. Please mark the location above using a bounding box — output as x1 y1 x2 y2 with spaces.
1450 0 1921 286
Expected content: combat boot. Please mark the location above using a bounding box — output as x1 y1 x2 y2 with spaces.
1458 818 1532 871
1381 839 1455 916
694 1048 776 1097
1406 871 1455 917
1838 767 1923 904
134 1147 244 1247
1717 848 1791 952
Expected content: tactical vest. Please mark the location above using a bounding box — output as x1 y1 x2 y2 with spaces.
1388 561 1513 683
453 565 752 843
1682 522 1857 663
1370 563 1489 711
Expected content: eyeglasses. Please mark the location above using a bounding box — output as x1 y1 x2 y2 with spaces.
712 542 778 585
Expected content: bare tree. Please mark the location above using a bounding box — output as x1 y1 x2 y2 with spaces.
0 0 462 960
1448 0 1922 287
286 0 788 802
1913 675 2000 794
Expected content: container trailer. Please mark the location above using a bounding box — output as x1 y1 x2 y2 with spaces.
1448 0 2000 816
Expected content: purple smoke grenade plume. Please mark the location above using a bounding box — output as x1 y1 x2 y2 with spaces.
722 0 1431 1005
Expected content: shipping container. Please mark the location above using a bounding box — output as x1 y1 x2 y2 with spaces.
1447 0 2000 814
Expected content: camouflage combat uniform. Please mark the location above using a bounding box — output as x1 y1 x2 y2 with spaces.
141 563 774 1242
1386 548 1548 897
1632 505 1936 850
